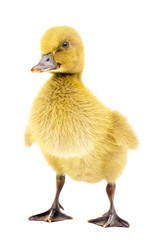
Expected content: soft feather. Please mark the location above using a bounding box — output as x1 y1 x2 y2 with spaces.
25 74 138 183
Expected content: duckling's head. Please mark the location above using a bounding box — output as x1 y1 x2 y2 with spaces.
31 26 84 74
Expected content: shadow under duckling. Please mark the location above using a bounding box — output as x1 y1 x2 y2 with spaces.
25 26 138 227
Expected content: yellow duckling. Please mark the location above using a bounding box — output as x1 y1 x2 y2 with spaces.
25 26 138 228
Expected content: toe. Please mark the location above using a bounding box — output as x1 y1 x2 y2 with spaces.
29 209 50 221
117 217 130 228
88 216 109 227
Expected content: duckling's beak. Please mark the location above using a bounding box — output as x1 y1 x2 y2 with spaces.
31 52 60 73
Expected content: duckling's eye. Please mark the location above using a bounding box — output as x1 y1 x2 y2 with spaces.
62 41 69 49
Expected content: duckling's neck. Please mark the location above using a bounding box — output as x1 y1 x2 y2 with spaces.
53 72 82 81
49 72 83 88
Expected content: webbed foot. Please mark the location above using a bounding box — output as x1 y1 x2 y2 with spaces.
88 209 129 228
29 205 73 222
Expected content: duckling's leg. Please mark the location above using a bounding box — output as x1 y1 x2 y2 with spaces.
88 183 129 228
29 175 73 222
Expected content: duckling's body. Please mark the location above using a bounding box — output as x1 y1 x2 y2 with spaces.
25 73 137 183
25 26 138 227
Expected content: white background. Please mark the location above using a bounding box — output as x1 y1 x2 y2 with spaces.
0 0 160 239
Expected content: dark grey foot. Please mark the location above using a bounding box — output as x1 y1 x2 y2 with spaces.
29 206 73 223
88 209 130 228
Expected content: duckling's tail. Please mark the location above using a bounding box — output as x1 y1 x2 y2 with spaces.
112 111 139 150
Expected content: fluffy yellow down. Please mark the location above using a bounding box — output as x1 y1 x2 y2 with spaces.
25 73 138 184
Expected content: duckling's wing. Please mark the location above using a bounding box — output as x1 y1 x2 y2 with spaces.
111 111 139 149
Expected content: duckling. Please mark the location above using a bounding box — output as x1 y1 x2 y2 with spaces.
25 26 138 228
